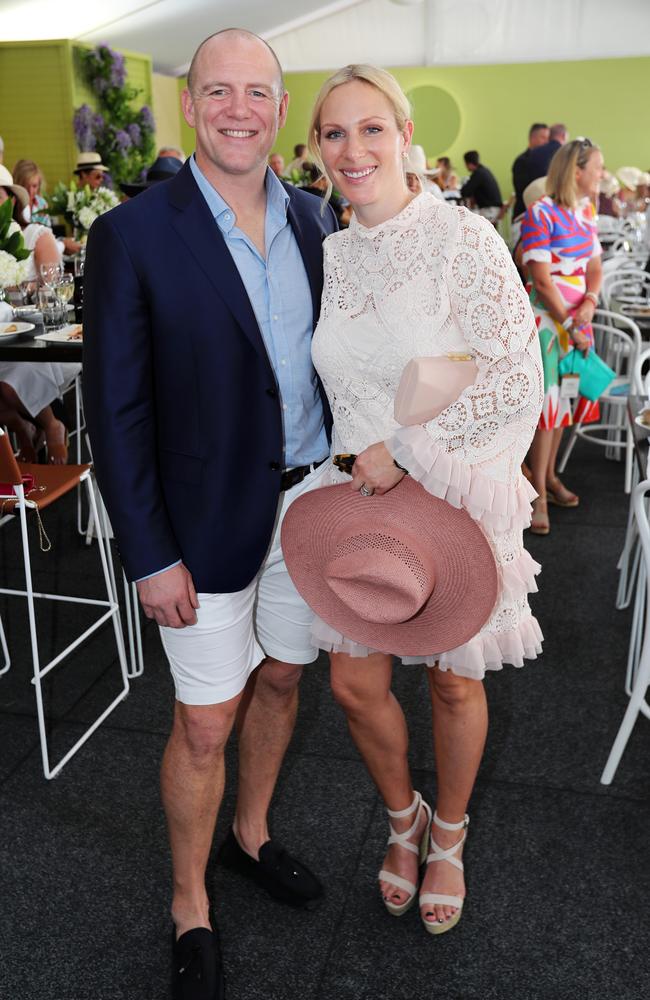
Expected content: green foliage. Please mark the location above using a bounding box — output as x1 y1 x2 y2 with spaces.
0 200 30 261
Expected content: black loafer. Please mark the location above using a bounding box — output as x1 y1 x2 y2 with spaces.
217 827 324 910
172 917 225 1000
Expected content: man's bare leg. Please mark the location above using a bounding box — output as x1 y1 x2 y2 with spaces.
232 657 303 857
162 692 243 938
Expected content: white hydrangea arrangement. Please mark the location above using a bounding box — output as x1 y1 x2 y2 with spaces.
0 204 30 289
50 181 120 233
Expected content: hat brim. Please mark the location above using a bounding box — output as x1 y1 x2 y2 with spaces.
281 477 498 656
74 164 108 174
119 182 147 198
7 184 29 210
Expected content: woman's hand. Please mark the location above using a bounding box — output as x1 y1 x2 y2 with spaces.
571 325 591 354
350 442 405 496
571 296 596 330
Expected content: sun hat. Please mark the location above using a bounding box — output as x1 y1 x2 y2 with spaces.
599 172 620 199
119 155 183 198
523 176 547 210
617 166 642 190
0 164 29 209
405 145 440 177
73 151 108 174
281 475 498 656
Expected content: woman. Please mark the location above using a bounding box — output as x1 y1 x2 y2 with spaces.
0 171 76 463
520 140 604 534
13 159 82 254
306 66 544 932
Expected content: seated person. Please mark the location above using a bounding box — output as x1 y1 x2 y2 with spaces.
13 158 81 254
73 152 108 192
0 170 78 463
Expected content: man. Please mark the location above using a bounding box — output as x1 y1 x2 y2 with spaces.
83 28 337 1000
268 151 285 176
510 122 549 245
526 122 568 182
73 151 108 190
460 150 503 223
285 142 308 175
158 145 185 161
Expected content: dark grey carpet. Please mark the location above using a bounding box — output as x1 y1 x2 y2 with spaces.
1 445 649 1000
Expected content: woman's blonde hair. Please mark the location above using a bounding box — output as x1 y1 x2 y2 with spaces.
545 138 601 208
13 159 43 193
307 64 411 204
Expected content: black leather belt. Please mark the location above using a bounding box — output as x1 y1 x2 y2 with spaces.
280 458 327 492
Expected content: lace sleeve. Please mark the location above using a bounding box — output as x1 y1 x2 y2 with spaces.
387 209 544 532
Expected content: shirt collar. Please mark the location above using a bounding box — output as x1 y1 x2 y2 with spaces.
189 154 289 235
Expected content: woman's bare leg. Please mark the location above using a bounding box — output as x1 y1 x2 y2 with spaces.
330 651 427 907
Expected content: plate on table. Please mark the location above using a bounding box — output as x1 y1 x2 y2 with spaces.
34 325 83 344
634 414 650 436
0 321 35 340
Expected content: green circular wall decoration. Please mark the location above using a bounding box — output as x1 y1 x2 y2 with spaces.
406 85 461 157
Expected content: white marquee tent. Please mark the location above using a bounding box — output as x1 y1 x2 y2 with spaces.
2 0 650 74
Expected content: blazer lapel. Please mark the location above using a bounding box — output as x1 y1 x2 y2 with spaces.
167 165 272 366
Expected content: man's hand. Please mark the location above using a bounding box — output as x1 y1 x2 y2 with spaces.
136 563 199 628
350 442 405 496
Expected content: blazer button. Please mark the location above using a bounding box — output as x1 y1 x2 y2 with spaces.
269 461 281 471
266 387 278 398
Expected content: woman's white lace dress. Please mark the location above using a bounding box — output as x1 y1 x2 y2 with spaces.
311 193 545 678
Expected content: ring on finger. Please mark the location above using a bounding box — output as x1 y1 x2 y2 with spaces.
359 483 374 497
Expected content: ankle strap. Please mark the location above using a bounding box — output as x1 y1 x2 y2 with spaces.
387 791 420 820
433 811 469 831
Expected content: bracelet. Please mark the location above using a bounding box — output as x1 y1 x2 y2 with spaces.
584 291 598 305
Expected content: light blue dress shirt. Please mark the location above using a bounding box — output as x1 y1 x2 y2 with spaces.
189 155 327 468
138 158 328 582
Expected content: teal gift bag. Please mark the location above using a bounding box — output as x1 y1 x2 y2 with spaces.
558 349 616 402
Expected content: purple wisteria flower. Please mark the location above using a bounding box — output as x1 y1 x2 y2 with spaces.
127 122 142 146
115 129 132 153
109 51 126 88
94 76 109 95
73 104 97 151
139 105 155 131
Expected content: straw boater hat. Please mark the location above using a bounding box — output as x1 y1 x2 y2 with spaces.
73 151 108 174
0 164 29 209
405 145 440 177
617 166 642 191
281 476 498 656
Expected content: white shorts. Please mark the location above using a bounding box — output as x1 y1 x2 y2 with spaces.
159 460 329 706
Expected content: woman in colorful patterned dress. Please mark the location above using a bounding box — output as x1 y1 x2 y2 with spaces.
520 139 604 534
306 65 544 935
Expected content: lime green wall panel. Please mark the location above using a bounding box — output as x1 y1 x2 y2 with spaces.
0 40 76 193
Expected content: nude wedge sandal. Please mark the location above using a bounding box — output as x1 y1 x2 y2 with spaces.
419 811 468 935
378 790 432 917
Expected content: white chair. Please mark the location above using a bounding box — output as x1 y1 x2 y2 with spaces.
557 310 642 493
0 427 130 778
601 477 650 784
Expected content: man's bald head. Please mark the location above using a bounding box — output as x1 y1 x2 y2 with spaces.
187 28 284 96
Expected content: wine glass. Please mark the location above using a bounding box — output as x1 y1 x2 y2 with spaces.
56 273 75 309
39 261 63 288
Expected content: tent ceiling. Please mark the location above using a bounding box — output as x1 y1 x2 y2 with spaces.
1 0 650 75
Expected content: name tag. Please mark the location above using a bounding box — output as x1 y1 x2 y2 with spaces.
560 374 580 399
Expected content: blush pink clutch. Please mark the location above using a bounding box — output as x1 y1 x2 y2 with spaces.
394 354 478 426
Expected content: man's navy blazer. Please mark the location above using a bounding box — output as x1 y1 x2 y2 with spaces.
82 160 337 592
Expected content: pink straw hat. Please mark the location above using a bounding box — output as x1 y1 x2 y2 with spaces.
281 476 498 656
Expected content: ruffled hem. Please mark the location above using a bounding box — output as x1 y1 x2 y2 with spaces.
388 427 537 534
499 548 541 602
311 614 544 681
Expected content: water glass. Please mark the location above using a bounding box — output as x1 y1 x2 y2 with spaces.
39 261 63 289
37 286 66 330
